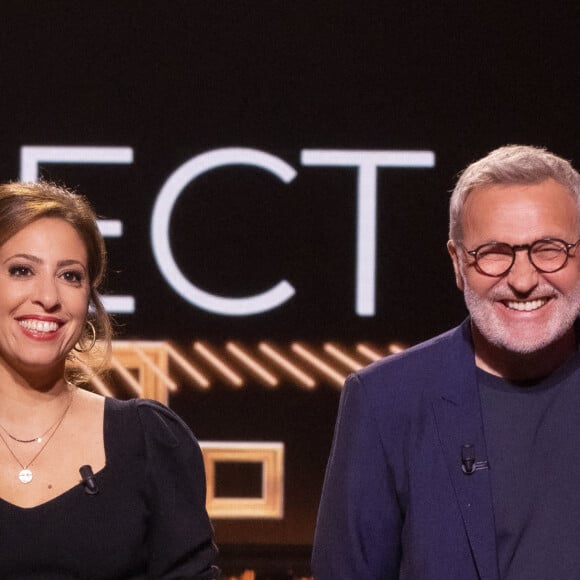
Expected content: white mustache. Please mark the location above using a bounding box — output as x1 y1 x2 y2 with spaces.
487 285 558 302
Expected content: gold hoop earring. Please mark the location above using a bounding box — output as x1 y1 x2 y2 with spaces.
74 321 97 353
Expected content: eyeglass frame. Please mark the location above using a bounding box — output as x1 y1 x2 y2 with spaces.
456 237 580 277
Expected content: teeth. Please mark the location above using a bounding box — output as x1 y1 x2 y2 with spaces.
19 319 59 333
505 299 547 312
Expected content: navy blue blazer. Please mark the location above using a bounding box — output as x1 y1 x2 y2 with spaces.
312 320 500 580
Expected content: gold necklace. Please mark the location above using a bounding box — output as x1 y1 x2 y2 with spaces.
0 410 66 444
0 389 75 484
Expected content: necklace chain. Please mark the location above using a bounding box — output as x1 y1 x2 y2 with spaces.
0 385 76 444
0 388 75 483
0 415 61 444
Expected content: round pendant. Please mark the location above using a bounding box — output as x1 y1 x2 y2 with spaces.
18 469 32 484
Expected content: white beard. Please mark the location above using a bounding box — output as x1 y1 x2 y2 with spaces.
462 278 580 354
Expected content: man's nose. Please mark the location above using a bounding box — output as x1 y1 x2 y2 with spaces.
506 249 539 293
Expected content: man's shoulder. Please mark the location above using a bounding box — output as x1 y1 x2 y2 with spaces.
362 322 466 373
351 321 471 402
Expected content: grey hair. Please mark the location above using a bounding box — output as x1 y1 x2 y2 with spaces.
449 145 580 240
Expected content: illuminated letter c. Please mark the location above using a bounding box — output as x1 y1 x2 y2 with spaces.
151 148 297 316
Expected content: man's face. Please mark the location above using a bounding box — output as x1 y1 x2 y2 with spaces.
448 178 580 356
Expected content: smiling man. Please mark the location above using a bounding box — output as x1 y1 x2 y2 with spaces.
312 145 580 580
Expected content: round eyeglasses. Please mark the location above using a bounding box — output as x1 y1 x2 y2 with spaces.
458 238 580 277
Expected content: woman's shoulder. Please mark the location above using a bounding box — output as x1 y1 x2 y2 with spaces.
75 386 106 408
105 396 198 448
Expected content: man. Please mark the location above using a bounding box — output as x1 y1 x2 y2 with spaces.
312 145 580 579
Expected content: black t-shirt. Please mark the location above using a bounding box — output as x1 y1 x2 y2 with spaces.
478 353 580 580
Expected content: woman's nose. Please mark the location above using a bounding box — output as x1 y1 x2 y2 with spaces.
31 276 61 310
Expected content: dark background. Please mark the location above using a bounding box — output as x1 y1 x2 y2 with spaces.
1 1 579 568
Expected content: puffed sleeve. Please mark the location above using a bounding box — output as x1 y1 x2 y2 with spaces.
136 399 220 579
311 374 402 579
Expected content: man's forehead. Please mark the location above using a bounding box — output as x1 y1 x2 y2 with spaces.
461 179 579 241
466 177 574 201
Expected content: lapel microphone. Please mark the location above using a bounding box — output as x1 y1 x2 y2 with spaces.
461 444 489 475
79 465 99 495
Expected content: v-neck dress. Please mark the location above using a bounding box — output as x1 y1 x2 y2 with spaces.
0 397 219 579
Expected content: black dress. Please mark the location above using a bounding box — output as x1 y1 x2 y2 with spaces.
0 397 220 579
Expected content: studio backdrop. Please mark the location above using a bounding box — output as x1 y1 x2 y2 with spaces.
1 2 578 561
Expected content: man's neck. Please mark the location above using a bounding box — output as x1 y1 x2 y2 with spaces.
472 325 578 381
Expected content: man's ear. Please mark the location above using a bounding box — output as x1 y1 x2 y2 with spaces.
447 240 465 291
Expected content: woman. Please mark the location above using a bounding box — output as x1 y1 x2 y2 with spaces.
0 181 219 579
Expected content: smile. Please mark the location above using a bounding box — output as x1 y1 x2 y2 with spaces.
18 319 60 333
503 298 549 312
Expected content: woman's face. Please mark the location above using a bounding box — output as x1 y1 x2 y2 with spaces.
0 217 90 380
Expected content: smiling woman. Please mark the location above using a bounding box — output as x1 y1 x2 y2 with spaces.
0 181 219 579
0 182 112 382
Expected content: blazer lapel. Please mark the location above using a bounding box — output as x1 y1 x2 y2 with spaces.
432 322 500 580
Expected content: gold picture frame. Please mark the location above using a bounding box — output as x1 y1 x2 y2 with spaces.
200 441 284 519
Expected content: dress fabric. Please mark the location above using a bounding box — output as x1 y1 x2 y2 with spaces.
0 397 219 579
